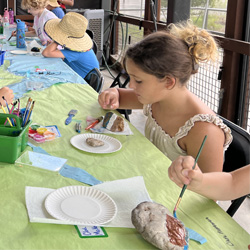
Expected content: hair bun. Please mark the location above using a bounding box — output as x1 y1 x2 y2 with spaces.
168 20 219 66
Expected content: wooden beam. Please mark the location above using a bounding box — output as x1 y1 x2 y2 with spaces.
115 15 167 31
16 15 33 21
8 0 14 10
220 0 248 121
214 35 250 56
115 15 250 56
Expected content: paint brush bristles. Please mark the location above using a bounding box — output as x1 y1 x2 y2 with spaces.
173 135 207 215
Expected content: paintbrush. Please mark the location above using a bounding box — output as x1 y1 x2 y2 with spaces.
7 31 15 41
173 135 207 218
2 96 15 126
22 97 32 127
17 99 20 117
65 109 78 125
85 116 103 130
24 100 35 126
0 103 13 127
4 100 17 125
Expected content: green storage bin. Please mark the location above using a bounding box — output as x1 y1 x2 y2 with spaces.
0 113 31 164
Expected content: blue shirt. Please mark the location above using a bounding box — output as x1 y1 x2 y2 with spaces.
61 49 99 79
51 7 65 19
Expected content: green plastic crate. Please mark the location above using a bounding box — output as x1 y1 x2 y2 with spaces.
0 113 31 164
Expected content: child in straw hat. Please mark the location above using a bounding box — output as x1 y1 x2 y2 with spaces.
46 0 65 19
42 12 99 79
14 0 58 45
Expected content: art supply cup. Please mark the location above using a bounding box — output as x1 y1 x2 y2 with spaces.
0 51 6 66
16 19 26 48
0 113 31 163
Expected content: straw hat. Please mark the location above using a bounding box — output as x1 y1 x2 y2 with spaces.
47 0 60 7
44 12 93 52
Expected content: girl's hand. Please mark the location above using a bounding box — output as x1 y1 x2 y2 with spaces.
168 156 203 191
98 88 120 110
0 87 14 106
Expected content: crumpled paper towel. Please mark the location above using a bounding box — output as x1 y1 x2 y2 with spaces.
25 40 44 55
87 115 133 135
25 176 151 228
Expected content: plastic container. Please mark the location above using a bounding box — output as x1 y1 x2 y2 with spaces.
0 113 31 163
8 8 14 24
3 8 9 23
3 8 9 36
0 51 6 66
16 19 26 48
0 18 3 35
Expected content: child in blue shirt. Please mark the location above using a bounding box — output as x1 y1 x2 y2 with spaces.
42 12 99 79
46 0 65 19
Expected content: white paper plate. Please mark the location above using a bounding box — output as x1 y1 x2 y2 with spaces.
70 133 122 154
45 186 117 225
10 50 28 55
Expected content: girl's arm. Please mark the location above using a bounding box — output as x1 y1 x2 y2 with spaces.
25 30 37 37
118 88 143 109
197 165 250 200
58 0 74 6
98 88 143 110
11 30 36 37
184 121 226 173
42 41 64 58
168 156 250 200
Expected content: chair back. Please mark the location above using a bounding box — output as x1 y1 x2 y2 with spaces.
220 116 250 172
220 116 250 216
86 29 98 55
84 68 104 93
110 70 131 121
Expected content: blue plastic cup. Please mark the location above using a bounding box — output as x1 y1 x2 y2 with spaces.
0 51 6 66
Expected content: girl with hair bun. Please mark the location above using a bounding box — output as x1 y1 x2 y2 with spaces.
98 21 232 173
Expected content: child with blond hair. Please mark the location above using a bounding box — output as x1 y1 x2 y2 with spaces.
14 0 58 45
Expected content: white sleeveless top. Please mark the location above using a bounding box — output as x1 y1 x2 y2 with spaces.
143 104 232 161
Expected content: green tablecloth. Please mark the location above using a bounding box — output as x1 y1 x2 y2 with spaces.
0 83 249 250
0 60 23 86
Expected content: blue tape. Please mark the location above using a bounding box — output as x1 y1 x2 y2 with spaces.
59 164 102 186
174 210 207 246
186 227 207 245
28 142 102 186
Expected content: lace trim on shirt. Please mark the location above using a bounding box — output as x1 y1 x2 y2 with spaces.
143 104 232 150
176 114 232 150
